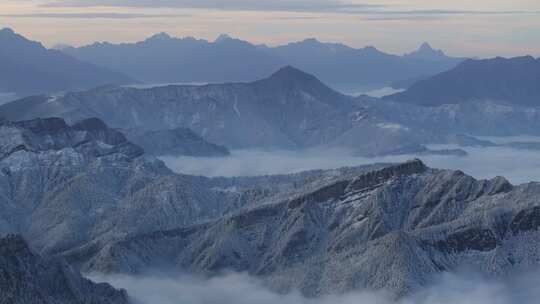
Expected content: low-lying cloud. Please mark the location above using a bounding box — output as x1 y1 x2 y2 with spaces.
160 144 540 184
0 13 186 19
90 270 540 304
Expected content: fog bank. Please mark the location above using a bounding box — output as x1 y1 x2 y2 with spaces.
160 145 540 184
90 270 540 304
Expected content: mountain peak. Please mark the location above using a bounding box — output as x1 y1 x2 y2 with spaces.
419 42 434 51
0 27 31 43
302 38 322 44
405 42 446 60
261 66 347 101
361 45 382 53
51 43 72 50
269 65 317 82
0 28 15 35
146 32 172 42
215 33 233 43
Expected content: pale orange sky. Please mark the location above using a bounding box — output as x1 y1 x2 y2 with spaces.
1 0 539 57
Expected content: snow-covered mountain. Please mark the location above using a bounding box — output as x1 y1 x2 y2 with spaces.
3 66 540 156
404 42 451 62
2 117 540 299
0 67 441 156
58 159 540 297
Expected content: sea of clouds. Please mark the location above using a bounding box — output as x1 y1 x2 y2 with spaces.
160 144 540 184
90 269 540 304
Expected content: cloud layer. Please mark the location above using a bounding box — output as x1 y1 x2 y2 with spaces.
41 0 383 13
160 144 540 184
37 0 540 17
90 270 540 304
0 12 186 18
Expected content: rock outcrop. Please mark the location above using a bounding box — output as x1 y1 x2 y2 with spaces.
0 235 129 304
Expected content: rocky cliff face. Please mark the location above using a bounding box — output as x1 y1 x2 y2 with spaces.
74 160 540 297
0 235 129 304
0 117 143 161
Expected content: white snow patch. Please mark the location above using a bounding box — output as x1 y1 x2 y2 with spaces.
191 113 201 125
233 97 241 118
353 87 405 98
377 123 409 131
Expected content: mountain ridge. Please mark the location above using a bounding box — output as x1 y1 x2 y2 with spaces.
67 158 540 298
386 55 540 106
2 119 540 299
0 28 134 100
61 32 463 93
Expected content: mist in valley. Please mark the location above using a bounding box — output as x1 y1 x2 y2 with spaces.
160 143 540 184
90 269 540 304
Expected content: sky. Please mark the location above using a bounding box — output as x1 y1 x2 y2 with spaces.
1 0 539 57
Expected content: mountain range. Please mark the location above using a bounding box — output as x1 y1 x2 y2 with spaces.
3 64 540 157
387 56 540 106
2 118 540 299
60 32 463 94
0 66 459 156
2 26 540 302
0 28 133 102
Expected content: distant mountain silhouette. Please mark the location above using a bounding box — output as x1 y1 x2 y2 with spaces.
271 39 463 92
62 33 463 94
62 33 285 84
0 28 133 98
404 42 449 61
386 56 540 106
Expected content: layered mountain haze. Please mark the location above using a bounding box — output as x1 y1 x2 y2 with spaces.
0 28 133 100
387 56 540 106
4 65 540 157
271 39 463 93
61 32 285 85
61 33 463 94
1 66 443 156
